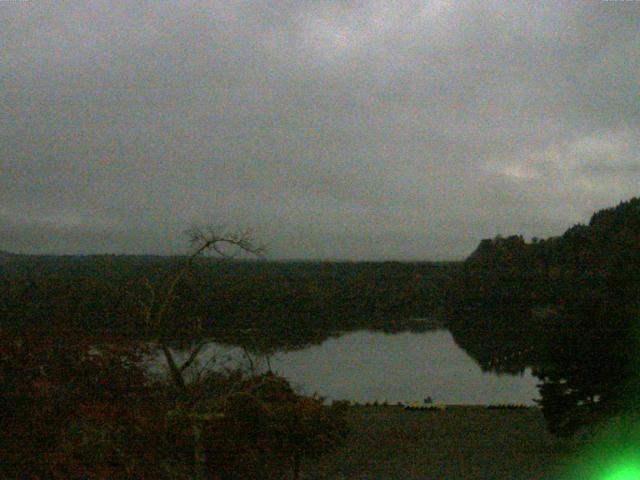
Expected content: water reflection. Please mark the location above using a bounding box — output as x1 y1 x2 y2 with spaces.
155 329 540 405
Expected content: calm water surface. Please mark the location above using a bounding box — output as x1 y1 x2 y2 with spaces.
160 329 540 405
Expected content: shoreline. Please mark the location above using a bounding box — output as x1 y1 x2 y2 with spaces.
302 404 570 479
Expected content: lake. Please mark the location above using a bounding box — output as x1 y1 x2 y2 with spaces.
155 329 540 405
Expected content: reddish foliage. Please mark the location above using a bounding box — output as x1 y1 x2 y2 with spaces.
0 327 348 479
0 326 167 479
203 372 349 480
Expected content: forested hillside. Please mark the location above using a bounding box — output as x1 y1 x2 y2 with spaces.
0 257 459 349
449 197 640 435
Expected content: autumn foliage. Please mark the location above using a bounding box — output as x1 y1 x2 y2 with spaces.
202 373 349 479
0 326 348 479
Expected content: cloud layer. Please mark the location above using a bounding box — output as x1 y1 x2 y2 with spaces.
2 1 639 259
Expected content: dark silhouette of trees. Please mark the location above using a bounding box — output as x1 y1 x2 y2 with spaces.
533 198 640 437
0 226 350 479
0 253 458 352
201 373 348 480
450 197 640 438
135 225 266 479
0 326 167 478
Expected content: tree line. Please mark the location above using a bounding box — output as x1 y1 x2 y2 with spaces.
448 197 640 437
0 254 458 350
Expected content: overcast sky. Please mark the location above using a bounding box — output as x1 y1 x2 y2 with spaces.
1 1 639 259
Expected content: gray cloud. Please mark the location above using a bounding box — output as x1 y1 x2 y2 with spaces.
1 1 639 259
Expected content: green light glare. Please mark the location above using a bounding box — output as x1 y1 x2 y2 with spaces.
559 418 640 480
603 461 640 480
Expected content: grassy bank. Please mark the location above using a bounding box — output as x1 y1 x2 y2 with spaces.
302 405 573 479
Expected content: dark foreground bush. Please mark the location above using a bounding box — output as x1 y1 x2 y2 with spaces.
0 326 348 479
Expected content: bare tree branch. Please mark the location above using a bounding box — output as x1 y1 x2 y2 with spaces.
137 224 266 479
179 342 206 373
160 343 186 392
184 226 266 260
145 225 266 390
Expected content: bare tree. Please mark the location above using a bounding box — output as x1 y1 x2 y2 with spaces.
137 225 265 479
